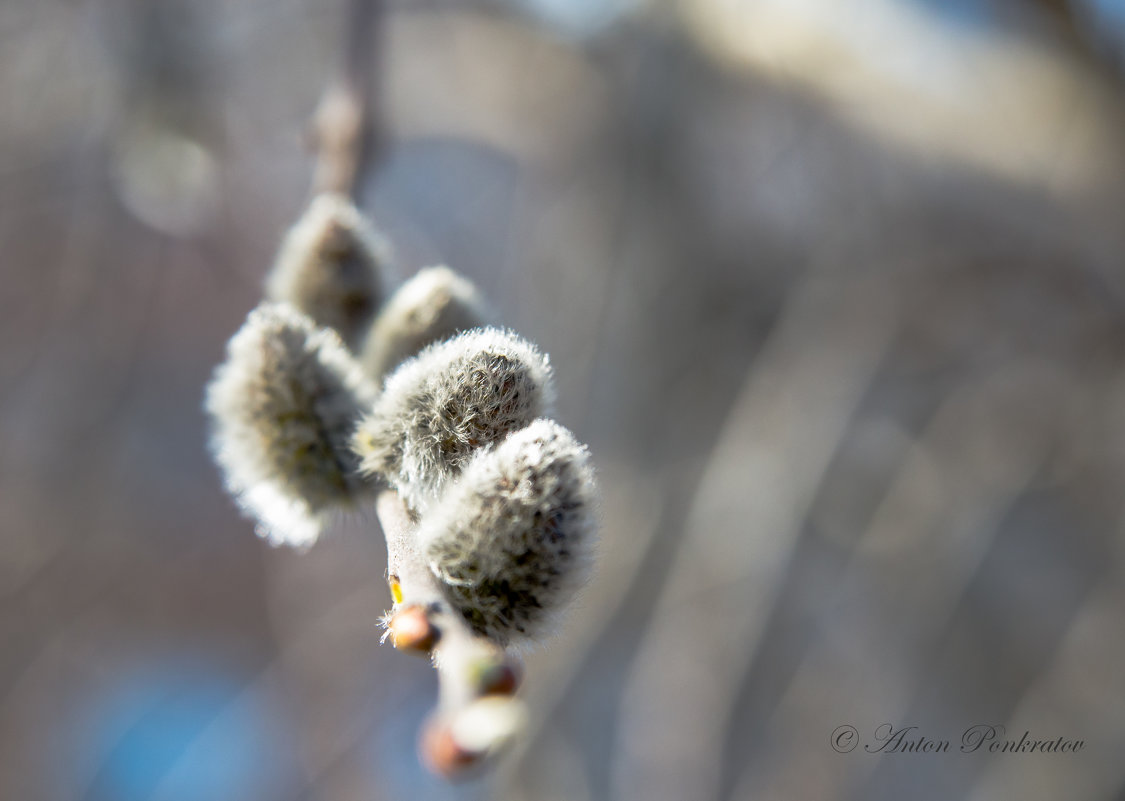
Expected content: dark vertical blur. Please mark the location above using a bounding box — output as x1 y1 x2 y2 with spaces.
2 1 1125 800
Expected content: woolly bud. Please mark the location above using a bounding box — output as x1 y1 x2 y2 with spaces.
361 266 490 381
353 328 554 512
418 419 597 645
266 193 389 349
205 303 379 546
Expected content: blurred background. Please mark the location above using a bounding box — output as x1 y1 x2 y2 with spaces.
3 0 1125 799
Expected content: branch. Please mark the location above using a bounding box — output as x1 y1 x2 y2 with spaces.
376 490 526 777
309 0 385 199
205 4 599 778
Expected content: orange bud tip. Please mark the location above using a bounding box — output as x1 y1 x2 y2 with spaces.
420 720 481 779
389 605 439 652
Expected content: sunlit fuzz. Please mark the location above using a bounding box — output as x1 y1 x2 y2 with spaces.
361 265 490 381
266 192 389 349
418 419 598 645
353 328 554 513
206 302 379 547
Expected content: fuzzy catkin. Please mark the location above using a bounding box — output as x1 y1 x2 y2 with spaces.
353 327 555 513
206 302 379 546
266 193 389 350
361 266 490 381
418 419 597 645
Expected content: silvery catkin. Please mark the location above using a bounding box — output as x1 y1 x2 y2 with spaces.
353 327 555 513
361 265 490 381
266 193 389 350
206 302 378 546
418 419 597 644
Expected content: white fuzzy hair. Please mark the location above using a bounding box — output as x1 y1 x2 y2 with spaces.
418 419 598 645
353 327 555 513
266 193 389 350
361 266 490 380
206 302 379 546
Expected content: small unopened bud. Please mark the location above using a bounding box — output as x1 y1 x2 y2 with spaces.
449 696 527 755
361 266 490 381
421 719 480 778
205 303 378 546
266 193 389 349
420 697 527 778
469 655 521 696
388 605 440 653
352 328 554 513
419 419 598 644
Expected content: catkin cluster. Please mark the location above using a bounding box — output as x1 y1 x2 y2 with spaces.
206 193 598 646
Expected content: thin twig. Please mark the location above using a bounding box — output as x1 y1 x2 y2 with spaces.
375 490 523 776
309 0 385 199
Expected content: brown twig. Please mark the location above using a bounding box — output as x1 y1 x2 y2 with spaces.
305 3 528 776
375 490 525 777
309 0 385 199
